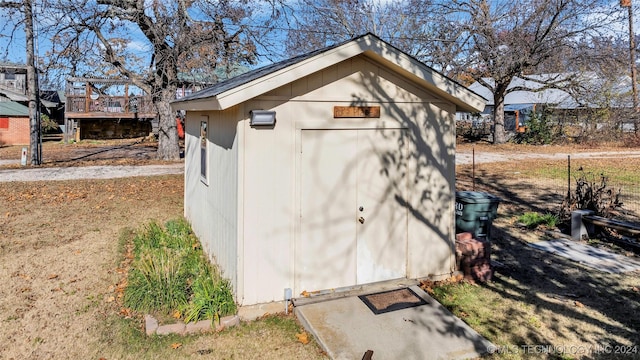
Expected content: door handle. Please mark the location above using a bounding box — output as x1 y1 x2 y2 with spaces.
358 216 365 224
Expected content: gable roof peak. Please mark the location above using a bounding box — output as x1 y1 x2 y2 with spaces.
172 33 485 113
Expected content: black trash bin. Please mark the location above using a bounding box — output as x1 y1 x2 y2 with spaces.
455 191 501 241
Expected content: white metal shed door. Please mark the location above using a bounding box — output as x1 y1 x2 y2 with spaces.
298 128 408 293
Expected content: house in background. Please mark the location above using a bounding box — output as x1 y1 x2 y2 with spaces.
463 73 634 134
64 77 157 141
0 100 29 146
64 73 225 142
40 90 66 129
1 62 65 138
467 75 578 132
0 63 27 95
0 64 30 146
172 33 485 311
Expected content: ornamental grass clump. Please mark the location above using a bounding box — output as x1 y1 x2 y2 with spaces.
124 218 236 323
125 249 188 313
183 266 236 325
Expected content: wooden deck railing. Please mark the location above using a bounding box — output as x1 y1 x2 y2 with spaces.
65 95 156 117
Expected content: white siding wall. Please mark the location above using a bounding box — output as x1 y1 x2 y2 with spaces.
405 102 457 279
239 99 296 306
184 108 240 295
238 55 457 305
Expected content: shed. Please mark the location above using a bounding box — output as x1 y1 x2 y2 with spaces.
0 100 30 146
171 33 485 308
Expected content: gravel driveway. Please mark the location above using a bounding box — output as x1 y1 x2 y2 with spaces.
0 163 184 182
2 147 640 182
456 149 640 165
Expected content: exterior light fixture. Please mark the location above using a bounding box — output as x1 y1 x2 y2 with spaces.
250 110 276 126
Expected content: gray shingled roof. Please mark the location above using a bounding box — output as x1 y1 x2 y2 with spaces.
172 34 371 103
0 100 29 116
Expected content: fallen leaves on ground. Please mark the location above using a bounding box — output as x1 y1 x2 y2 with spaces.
256 312 271 321
119 308 132 318
170 343 182 349
14 273 31 281
172 309 182 319
420 273 465 294
299 290 321 298
296 332 310 344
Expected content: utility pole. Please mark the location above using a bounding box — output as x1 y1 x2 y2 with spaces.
622 0 639 134
0 0 41 164
25 0 41 165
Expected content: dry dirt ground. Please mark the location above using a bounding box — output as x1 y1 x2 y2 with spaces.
0 138 168 167
456 142 640 165
0 139 639 359
0 140 325 360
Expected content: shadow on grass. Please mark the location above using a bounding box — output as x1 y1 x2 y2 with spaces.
49 140 159 164
456 168 566 216
446 168 640 358
481 224 640 357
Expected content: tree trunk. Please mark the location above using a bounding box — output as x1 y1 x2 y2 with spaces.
24 0 41 165
155 86 180 161
493 92 507 144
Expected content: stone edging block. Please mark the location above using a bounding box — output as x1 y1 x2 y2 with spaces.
145 314 240 336
145 314 159 336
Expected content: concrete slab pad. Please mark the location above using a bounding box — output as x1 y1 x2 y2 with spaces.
529 238 640 273
295 285 493 360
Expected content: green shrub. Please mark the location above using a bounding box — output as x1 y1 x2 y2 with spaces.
40 114 60 133
516 111 557 145
518 212 559 229
124 218 236 323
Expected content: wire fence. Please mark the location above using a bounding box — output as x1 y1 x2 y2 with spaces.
456 152 640 221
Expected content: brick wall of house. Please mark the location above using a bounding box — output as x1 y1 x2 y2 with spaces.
0 116 30 146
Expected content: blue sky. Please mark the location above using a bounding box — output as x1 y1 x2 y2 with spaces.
0 1 280 66
0 15 28 62
0 1 635 70
0 3 53 64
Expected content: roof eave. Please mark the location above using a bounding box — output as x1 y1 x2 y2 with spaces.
456 100 486 113
171 97 222 111
175 33 485 113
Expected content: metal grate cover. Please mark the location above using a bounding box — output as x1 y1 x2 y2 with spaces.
358 288 427 315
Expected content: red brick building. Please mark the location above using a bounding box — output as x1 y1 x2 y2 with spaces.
0 101 30 146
